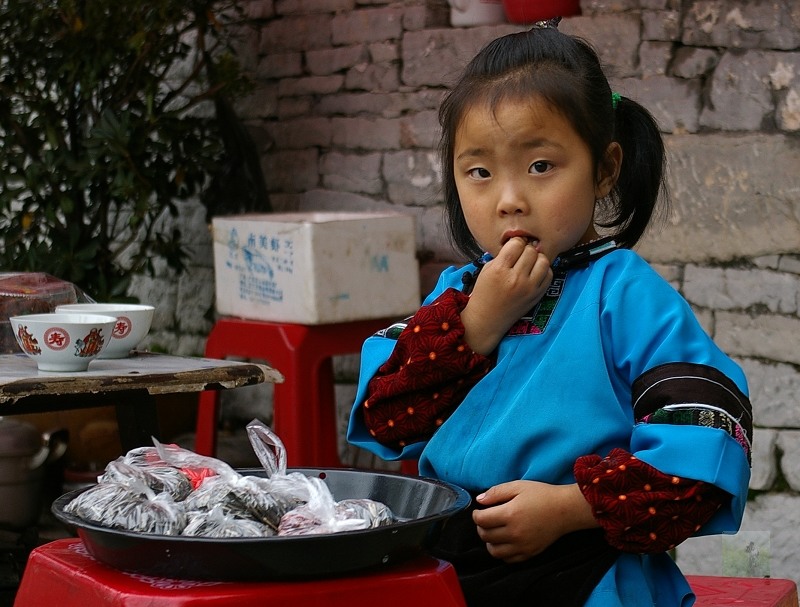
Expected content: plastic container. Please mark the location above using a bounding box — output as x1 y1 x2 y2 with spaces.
501 0 580 24
0 273 80 353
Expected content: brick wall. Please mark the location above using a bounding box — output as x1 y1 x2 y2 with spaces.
136 0 800 583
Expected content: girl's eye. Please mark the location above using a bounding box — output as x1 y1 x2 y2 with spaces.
467 167 491 179
530 161 551 174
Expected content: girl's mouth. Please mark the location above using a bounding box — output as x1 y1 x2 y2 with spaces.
501 230 540 247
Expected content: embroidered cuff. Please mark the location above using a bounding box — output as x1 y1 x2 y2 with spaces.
575 448 728 553
363 288 492 447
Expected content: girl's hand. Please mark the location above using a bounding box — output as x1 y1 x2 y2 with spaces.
472 480 599 563
461 237 553 354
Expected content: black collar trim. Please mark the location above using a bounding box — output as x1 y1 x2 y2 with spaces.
461 237 619 294
553 237 619 271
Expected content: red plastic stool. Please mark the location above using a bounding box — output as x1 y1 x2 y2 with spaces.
687 575 799 607
195 316 395 467
14 538 467 607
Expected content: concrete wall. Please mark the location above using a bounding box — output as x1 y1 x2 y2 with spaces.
134 0 800 584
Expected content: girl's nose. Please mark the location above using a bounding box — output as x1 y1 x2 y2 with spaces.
497 182 529 216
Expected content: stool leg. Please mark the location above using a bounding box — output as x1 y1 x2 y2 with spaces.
299 319 394 468
195 318 277 457
314 357 342 466
400 460 419 475
195 390 220 456
273 319 394 468
272 324 340 467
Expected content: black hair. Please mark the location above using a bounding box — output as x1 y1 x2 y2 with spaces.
439 26 668 260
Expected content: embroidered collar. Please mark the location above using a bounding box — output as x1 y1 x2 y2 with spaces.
552 236 619 271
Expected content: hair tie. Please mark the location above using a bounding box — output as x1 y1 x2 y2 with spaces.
611 92 621 109
531 17 561 30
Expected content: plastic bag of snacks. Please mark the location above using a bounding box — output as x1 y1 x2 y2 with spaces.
63 420 395 538
277 476 393 536
63 476 187 535
182 504 274 538
245 420 394 536
100 459 194 502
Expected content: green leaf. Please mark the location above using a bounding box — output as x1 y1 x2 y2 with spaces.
0 0 265 303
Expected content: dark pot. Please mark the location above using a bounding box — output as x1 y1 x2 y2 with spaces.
0 418 67 528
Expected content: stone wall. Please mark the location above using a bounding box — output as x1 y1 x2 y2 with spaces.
137 0 800 584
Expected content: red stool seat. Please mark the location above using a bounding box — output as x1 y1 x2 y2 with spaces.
14 538 467 607
687 574 799 607
195 316 395 467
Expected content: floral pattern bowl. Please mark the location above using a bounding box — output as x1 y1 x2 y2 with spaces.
55 303 154 359
9 312 117 372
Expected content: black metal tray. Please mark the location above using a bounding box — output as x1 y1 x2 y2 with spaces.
51 467 470 581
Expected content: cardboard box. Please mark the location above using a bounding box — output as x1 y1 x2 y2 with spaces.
212 212 421 324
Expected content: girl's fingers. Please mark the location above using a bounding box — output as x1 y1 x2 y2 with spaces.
493 236 528 267
500 238 545 272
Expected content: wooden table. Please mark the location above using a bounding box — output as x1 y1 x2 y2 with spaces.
0 351 284 451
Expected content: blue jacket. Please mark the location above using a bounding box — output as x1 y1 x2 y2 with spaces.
348 247 751 606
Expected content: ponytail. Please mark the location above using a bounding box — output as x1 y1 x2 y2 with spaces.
599 96 669 249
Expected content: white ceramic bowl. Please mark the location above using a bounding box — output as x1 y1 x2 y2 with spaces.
55 303 155 359
9 313 118 372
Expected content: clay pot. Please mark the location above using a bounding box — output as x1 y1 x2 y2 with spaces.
0 417 67 528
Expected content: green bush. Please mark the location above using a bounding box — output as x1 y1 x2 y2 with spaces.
0 0 265 301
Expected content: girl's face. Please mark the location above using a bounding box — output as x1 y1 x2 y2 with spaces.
453 95 620 261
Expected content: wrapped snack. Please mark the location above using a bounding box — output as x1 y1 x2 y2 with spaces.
278 496 395 536
153 439 234 490
244 420 397 536
278 477 374 536
107 444 214 493
182 475 236 511
246 418 287 477
113 446 165 468
184 473 305 531
263 471 316 504
64 481 134 523
228 475 303 529
100 460 193 502
109 490 187 535
64 479 187 535
183 505 274 538
278 505 325 536
335 498 394 529
141 466 194 501
154 439 238 478
244 419 322 504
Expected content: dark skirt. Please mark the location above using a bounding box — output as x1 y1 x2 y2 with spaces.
429 505 621 607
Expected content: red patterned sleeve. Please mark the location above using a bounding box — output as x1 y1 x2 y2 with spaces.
574 448 729 553
362 288 493 448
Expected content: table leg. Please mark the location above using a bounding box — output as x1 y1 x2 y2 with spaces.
113 391 161 452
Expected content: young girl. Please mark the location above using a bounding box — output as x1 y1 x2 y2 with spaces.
347 20 752 607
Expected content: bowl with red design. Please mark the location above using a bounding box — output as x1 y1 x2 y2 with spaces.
9 313 117 371
55 303 155 359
